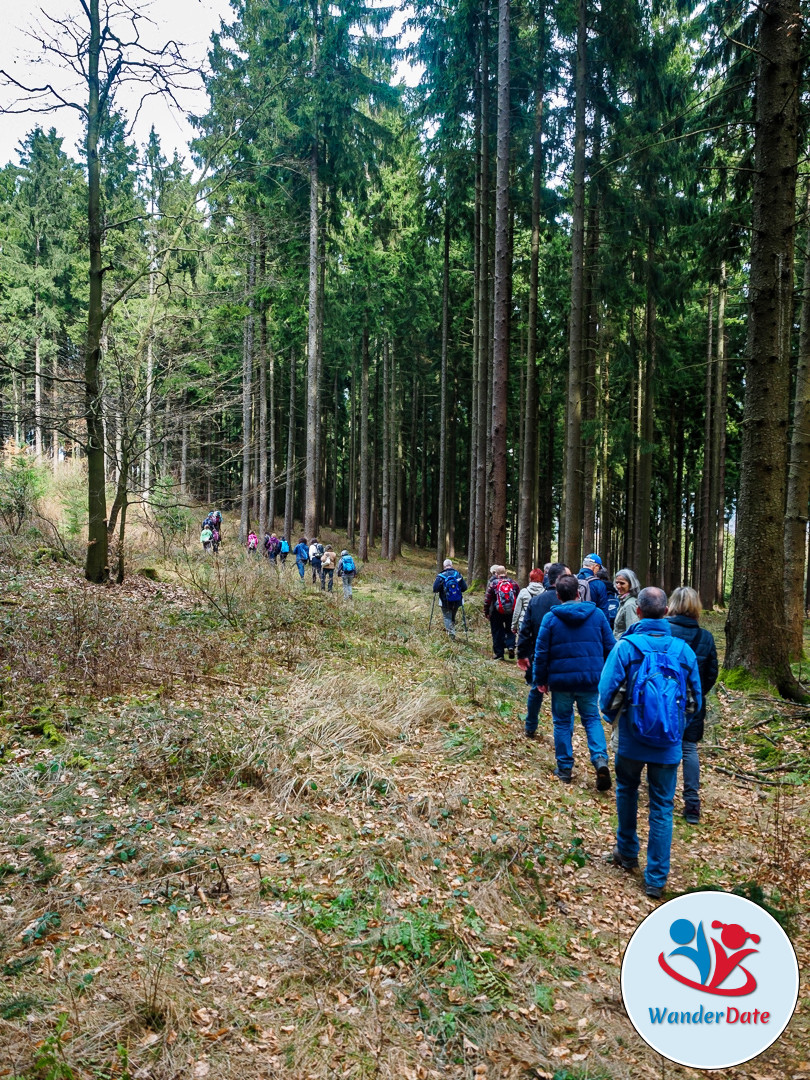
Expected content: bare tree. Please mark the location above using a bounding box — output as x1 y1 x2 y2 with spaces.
1 0 195 583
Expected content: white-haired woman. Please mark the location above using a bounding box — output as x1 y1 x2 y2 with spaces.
613 567 641 638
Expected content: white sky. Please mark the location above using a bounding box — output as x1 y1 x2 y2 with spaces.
0 0 421 168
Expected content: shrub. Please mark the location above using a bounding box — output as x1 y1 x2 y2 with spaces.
0 442 48 534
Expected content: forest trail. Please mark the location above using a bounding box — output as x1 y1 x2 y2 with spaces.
0 530 808 1080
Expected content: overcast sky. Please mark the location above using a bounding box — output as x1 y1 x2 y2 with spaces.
0 0 419 169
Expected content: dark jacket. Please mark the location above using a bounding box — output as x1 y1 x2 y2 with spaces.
667 615 719 741
533 602 615 691
433 569 468 606
517 589 561 661
598 619 702 765
484 576 518 619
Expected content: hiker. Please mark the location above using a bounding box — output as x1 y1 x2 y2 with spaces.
294 537 309 579
247 531 259 553
321 545 337 591
309 537 324 585
532 573 615 789
337 549 357 597
599 587 702 899
200 525 213 553
576 552 609 616
483 566 518 660
279 536 290 566
597 567 620 628
432 559 468 639
511 568 545 636
613 568 641 638
667 586 718 825
517 562 568 738
210 527 220 553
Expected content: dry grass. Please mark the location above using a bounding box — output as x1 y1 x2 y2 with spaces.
1 519 809 1080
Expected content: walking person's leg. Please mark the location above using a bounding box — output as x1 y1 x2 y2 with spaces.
550 690 575 779
574 691 611 789
681 740 700 823
524 684 543 737
614 755 643 866
644 761 679 893
491 615 506 659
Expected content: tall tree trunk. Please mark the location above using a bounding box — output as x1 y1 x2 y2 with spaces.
698 287 715 602
726 0 803 698
517 12 544 583
380 338 390 560
34 334 43 457
256 236 269 535
304 146 319 538
84 0 109 583
635 231 656 588
714 264 728 605
284 346 296 541
562 0 587 572
239 227 256 544
142 255 156 502
785 182 810 657
51 352 60 472
348 358 356 541
473 10 491 582
358 320 370 560
180 391 188 496
388 341 398 560
437 203 450 569
489 0 510 567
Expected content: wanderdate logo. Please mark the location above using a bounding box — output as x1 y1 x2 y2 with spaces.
621 891 799 1069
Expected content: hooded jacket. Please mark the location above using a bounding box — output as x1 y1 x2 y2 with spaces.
667 614 718 740
511 581 545 633
614 591 640 638
532 602 615 691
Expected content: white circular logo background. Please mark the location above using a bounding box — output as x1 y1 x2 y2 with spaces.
621 891 799 1069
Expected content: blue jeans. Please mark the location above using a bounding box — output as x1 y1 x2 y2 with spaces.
550 689 608 773
681 740 700 814
296 559 306 579
615 755 679 890
322 569 334 592
525 686 544 735
441 602 460 636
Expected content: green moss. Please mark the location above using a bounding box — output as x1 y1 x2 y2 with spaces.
719 667 776 695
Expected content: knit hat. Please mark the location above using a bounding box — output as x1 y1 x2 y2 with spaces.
341 549 348 556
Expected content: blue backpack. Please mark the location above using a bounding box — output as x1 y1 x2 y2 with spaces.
442 570 463 604
605 590 620 628
341 555 356 574
280 539 290 554
627 637 688 748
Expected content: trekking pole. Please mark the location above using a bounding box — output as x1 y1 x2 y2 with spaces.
429 593 436 631
460 597 469 639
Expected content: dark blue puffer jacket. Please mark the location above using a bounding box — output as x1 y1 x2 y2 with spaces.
533 602 616 691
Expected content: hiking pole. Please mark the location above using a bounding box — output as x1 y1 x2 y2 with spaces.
429 593 436 631
460 597 469 639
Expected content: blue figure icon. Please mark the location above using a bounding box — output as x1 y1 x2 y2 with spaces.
668 919 712 985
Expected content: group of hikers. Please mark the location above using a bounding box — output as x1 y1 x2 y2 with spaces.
199 515 358 598
432 551 718 900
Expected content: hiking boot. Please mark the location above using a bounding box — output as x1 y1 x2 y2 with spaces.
594 758 612 792
553 768 572 784
508 648 515 659
611 844 639 871
645 882 665 900
684 810 700 825
525 730 536 740
493 653 504 661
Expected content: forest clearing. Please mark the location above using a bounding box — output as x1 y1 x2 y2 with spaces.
0 507 808 1080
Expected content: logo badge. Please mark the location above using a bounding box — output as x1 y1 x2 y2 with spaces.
621 891 799 1069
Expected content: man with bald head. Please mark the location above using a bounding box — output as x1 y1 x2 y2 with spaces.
598 587 702 899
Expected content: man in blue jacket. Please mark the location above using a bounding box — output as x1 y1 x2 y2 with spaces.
598 587 702 899
533 574 615 789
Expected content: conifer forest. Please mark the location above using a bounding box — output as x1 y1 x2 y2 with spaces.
1 0 810 697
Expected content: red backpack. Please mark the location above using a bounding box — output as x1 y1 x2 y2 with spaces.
494 578 517 615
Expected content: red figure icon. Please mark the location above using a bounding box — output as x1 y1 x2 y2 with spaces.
707 921 760 992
